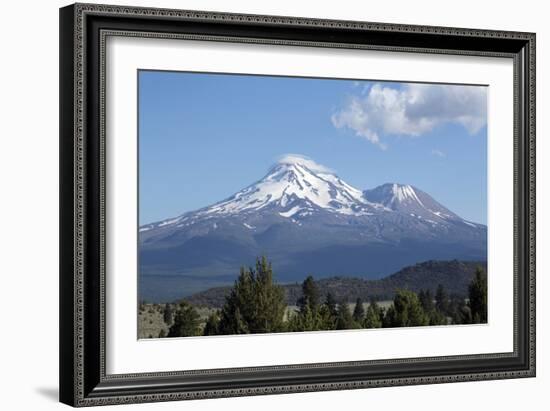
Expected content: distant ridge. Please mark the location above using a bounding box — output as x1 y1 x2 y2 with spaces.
183 260 486 308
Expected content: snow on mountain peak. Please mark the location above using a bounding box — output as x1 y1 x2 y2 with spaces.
140 157 472 232
389 183 424 205
362 183 462 223
200 156 373 217
363 183 423 208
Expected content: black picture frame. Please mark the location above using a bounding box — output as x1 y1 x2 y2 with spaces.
59 3 536 407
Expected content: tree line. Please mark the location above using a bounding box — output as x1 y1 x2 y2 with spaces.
157 256 487 338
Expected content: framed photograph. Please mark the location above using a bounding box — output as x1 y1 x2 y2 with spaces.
59 3 536 407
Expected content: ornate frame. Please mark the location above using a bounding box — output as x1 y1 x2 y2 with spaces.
59 3 536 407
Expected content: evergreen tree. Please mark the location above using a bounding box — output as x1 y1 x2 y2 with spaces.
382 305 396 328
364 300 383 328
386 290 429 327
451 299 472 325
352 298 365 323
427 309 448 325
233 307 250 334
335 302 356 330
251 256 286 332
317 304 336 330
168 302 201 337
418 289 447 325
297 275 320 313
418 289 434 313
291 276 324 332
218 267 254 335
435 284 450 315
469 267 488 323
325 292 338 318
286 309 301 332
217 257 286 334
203 311 220 336
372 297 385 322
288 305 320 332
158 329 166 338
444 294 466 324
163 303 174 326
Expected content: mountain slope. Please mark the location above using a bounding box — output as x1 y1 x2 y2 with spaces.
183 260 487 308
139 155 486 301
363 183 463 222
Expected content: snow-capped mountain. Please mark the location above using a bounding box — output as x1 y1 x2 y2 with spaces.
140 155 381 234
139 155 486 301
362 183 470 224
140 155 480 233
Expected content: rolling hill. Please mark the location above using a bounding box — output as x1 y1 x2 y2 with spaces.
183 260 487 308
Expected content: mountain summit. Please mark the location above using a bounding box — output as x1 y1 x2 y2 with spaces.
139 155 486 301
172 154 382 220
141 155 478 231
363 183 464 223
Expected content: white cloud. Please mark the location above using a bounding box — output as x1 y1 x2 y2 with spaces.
431 149 446 158
277 154 333 173
331 83 487 148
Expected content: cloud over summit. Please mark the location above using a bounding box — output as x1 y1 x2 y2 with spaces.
277 154 333 174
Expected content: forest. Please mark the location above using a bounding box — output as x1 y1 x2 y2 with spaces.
139 256 488 338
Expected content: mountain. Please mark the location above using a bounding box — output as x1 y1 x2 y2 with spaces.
363 183 463 222
139 155 486 302
184 260 487 308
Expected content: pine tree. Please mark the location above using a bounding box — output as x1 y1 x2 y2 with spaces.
251 256 286 333
158 329 166 338
288 304 320 332
451 299 472 325
168 302 201 337
443 294 468 324
428 309 448 325
286 309 300 332
418 289 434 313
325 292 338 318
291 276 323 332
203 311 220 336
163 303 174 326
297 275 320 313
317 304 336 330
418 289 447 325
382 305 396 328
352 298 365 323
364 300 383 328
469 267 488 323
218 267 254 334
233 307 250 334
217 257 286 334
387 290 429 327
435 284 450 315
335 302 356 330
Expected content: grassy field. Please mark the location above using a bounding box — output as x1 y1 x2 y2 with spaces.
138 304 166 339
138 304 217 339
138 301 393 339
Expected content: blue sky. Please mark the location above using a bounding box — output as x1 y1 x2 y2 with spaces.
139 70 487 225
